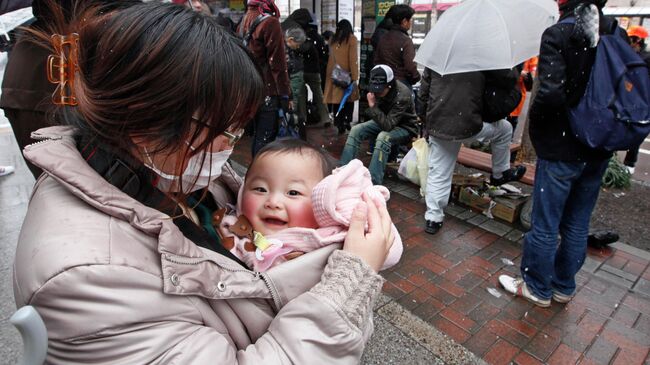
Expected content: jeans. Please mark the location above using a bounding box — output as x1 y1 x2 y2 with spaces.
521 158 609 299
424 119 512 222
339 120 411 184
251 96 279 157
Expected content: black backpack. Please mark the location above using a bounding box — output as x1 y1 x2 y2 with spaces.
481 68 522 123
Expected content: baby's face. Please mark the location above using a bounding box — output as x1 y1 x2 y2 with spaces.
241 151 323 236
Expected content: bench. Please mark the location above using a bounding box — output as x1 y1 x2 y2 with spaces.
456 144 536 185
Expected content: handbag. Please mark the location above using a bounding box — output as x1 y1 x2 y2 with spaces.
331 53 351 88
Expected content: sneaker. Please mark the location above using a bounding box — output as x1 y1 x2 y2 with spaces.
625 165 635 175
490 165 527 186
425 220 443 235
498 275 551 307
0 165 14 177
552 290 574 303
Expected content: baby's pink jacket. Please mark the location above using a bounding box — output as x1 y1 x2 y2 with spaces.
219 159 403 272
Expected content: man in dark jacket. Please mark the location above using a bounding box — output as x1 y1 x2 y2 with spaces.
373 5 420 87
340 65 417 184
283 9 330 126
499 0 620 307
418 68 525 235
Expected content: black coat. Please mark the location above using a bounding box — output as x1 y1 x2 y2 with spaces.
364 81 418 137
529 11 625 162
418 68 485 140
284 10 327 75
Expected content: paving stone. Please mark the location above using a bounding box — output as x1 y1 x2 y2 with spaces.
600 264 641 282
467 214 489 226
594 269 635 289
444 204 466 217
633 278 650 297
479 219 513 237
610 242 650 262
581 256 602 274
457 210 478 220
504 229 524 243
483 339 519 365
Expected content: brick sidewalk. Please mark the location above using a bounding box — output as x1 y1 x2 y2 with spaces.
232 125 650 365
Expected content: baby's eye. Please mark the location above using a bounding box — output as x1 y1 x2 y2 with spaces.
253 187 267 193
287 190 302 196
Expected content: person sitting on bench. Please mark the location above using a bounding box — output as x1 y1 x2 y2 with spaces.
339 65 418 184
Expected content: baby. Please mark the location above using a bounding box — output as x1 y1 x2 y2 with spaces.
215 138 403 272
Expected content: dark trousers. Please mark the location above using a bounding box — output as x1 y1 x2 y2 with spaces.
328 102 354 132
251 96 280 157
624 142 641 167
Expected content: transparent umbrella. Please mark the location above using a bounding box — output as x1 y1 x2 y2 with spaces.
414 0 559 75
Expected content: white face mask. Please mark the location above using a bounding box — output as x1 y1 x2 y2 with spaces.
144 143 233 193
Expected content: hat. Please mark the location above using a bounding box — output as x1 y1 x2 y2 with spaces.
628 25 649 39
368 65 394 93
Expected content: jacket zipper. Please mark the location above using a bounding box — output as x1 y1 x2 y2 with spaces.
24 134 63 149
164 253 282 307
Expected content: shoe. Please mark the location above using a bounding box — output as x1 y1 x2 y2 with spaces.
625 165 635 175
551 290 574 303
490 165 527 186
0 165 15 177
498 275 551 307
425 220 443 235
587 231 619 249
323 121 332 128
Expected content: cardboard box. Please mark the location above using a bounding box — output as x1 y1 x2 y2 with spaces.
458 187 527 223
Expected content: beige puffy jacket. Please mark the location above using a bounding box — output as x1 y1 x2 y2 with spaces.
13 126 384 364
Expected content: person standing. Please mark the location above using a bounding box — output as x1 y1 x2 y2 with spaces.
418 68 526 235
324 19 359 134
373 5 420 88
623 25 650 175
283 9 330 127
340 65 417 184
238 0 291 156
499 0 620 307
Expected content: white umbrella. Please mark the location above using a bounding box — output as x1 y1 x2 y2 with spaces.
414 0 559 75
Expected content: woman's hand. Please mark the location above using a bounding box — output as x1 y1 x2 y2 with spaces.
342 192 394 272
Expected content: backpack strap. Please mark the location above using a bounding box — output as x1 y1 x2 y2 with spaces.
242 14 271 47
78 137 248 268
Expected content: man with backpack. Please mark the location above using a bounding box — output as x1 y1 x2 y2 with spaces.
499 0 636 307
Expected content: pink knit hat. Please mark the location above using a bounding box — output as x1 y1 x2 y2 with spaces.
311 159 390 228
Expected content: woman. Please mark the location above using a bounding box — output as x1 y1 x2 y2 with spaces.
13 3 393 363
324 19 359 134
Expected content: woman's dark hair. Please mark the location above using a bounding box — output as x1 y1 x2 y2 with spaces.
250 138 337 178
332 19 353 45
31 2 264 196
388 4 414 26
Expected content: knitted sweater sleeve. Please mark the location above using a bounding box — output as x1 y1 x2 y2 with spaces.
309 250 384 330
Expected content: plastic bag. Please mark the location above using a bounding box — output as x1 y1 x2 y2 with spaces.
397 138 429 195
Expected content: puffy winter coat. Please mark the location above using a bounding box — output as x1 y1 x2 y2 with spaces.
13 126 384 364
